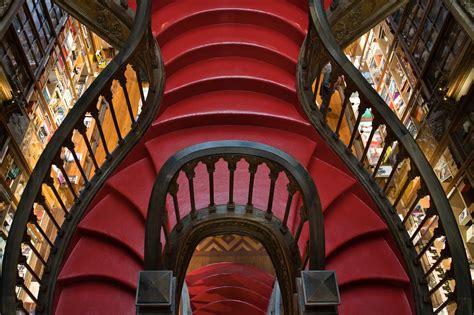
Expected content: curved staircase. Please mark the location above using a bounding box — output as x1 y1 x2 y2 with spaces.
52 1 414 314
186 263 274 314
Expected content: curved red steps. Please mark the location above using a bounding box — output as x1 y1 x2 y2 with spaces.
186 262 274 287
52 1 414 314
194 300 265 315
186 263 274 312
191 286 270 312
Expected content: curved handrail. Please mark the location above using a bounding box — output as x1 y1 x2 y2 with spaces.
144 140 325 314
1 0 164 313
145 140 325 271
298 0 472 314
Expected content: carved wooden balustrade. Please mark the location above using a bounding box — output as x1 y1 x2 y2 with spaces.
143 140 326 314
0 0 164 313
297 1 472 314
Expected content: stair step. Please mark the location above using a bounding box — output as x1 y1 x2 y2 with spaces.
161 23 299 73
308 157 356 211
166 56 295 95
163 75 298 111
324 193 388 257
55 282 135 315
326 236 410 287
58 236 141 289
155 90 310 136
153 0 306 45
145 125 316 175
188 273 273 298
153 107 312 138
106 157 156 218
187 262 274 286
78 194 145 261
166 42 297 79
339 284 412 315
191 286 269 312
194 299 265 315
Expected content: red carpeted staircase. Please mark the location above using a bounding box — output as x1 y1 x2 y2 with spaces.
186 263 274 314
52 1 414 314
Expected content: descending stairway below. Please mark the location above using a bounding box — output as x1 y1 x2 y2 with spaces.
186 263 274 314
52 1 415 314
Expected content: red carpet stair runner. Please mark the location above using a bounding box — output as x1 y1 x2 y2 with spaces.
186 263 274 315
53 1 414 314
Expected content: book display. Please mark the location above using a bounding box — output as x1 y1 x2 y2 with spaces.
351 23 417 122
346 3 473 293
0 2 115 281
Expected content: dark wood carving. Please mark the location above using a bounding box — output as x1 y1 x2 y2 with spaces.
53 0 133 48
165 206 302 315
144 140 326 314
327 0 407 47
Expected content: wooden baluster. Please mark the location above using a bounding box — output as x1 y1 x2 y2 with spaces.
246 157 260 213
103 90 123 143
402 186 427 225
348 104 367 150
311 60 323 106
118 71 136 126
294 206 307 243
382 149 405 193
434 293 455 314
414 216 439 247
309 43 328 97
424 247 449 278
16 277 39 305
224 156 239 211
410 208 435 242
335 89 352 135
168 177 181 231
56 160 78 201
281 177 298 233
204 157 218 213
416 226 443 261
65 139 89 186
360 117 380 164
393 177 412 208
89 106 111 159
28 213 54 248
321 65 339 121
393 169 417 208
427 270 453 297
23 235 47 266
19 255 42 284
183 162 198 219
132 64 147 106
265 163 281 220
44 176 69 215
372 136 392 179
36 195 60 230
77 123 101 173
